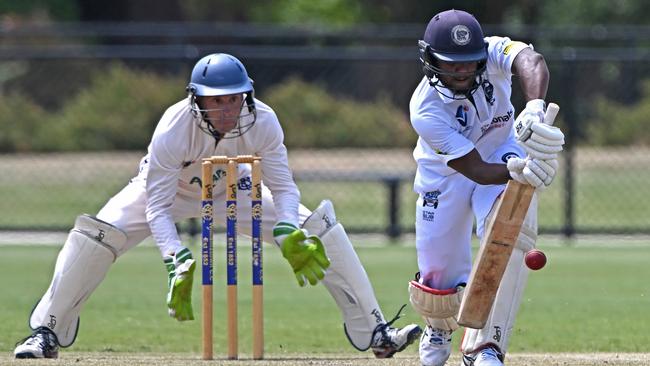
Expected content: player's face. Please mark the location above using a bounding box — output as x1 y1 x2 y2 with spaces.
436 60 478 93
197 94 244 133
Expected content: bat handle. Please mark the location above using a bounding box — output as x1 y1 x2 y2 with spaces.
544 103 560 126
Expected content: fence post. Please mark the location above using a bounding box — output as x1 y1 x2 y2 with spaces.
561 62 576 240
385 177 401 240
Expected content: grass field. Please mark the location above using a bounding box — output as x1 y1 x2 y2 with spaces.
2 240 650 365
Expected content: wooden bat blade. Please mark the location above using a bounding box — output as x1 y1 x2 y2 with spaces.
456 102 559 329
456 180 535 329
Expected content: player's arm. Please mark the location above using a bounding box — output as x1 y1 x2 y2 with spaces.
448 150 511 185
512 47 549 101
255 109 330 286
448 148 556 189
145 136 197 321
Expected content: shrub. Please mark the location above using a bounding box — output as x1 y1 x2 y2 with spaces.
0 94 47 152
587 80 650 146
262 77 417 148
49 63 183 151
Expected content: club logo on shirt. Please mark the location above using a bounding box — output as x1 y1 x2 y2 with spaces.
423 190 441 209
501 152 520 163
481 80 495 105
456 105 468 127
238 176 252 191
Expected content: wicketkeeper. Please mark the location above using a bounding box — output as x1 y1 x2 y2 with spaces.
14 53 421 359
406 9 565 366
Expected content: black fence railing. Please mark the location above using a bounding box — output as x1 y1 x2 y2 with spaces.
1 22 649 239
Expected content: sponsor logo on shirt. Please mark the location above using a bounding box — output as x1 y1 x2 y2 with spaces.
190 169 226 188
481 109 513 134
503 41 526 55
422 210 435 222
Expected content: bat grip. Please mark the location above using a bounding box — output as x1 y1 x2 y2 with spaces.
543 103 560 126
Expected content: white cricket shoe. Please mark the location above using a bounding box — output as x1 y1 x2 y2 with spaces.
462 346 504 366
419 325 453 366
14 327 59 359
370 306 422 358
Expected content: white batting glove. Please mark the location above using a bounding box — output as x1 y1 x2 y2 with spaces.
519 122 565 160
515 99 546 141
507 157 559 189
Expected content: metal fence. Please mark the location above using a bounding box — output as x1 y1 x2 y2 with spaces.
1 22 649 239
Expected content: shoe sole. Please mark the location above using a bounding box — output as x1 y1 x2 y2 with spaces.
374 326 423 359
15 351 58 359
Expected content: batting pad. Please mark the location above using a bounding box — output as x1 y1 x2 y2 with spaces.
408 281 464 331
29 215 127 347
302 200 386 350
461 195 537 356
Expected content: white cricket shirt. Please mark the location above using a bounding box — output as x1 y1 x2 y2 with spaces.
409 36 530 194
136 98 300 250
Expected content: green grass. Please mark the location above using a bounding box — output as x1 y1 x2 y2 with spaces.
2 242 650 356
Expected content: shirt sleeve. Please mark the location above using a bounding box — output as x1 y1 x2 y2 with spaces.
145 131 185 252
485 36 531 77
255 110 301 227
411 111 475 166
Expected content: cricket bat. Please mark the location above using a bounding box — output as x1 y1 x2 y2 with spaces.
456 103 559 329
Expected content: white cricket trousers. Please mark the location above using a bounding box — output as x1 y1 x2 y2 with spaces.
414 141 525 290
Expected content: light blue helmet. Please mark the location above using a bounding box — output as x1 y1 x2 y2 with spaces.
187 53 256 139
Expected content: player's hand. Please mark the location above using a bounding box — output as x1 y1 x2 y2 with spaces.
273 222 331 287
515 99 546 141
164 247 196 321
507 157 558 189
518 122 565 160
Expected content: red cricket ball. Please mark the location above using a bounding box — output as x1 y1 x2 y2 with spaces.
525 249 547 270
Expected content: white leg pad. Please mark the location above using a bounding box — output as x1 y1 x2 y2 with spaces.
408 281 464 332
461 195 538 356
29 215 127 347
302 200 385 351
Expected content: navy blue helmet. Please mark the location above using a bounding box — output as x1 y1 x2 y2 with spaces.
418 10 488 97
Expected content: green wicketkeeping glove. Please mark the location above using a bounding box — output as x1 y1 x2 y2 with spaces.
163 246 196 321
273 222 331 287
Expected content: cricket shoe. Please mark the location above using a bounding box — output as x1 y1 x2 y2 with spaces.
419 325 453 366
370 305 422 358
462 346 504 366
14 326 59 359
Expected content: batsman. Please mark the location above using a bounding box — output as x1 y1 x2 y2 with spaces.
407 9 565 366
14 53 421 359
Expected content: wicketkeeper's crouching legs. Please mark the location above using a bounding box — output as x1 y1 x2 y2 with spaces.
460 196 538 365
15 215 127 358
301 200 422 358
